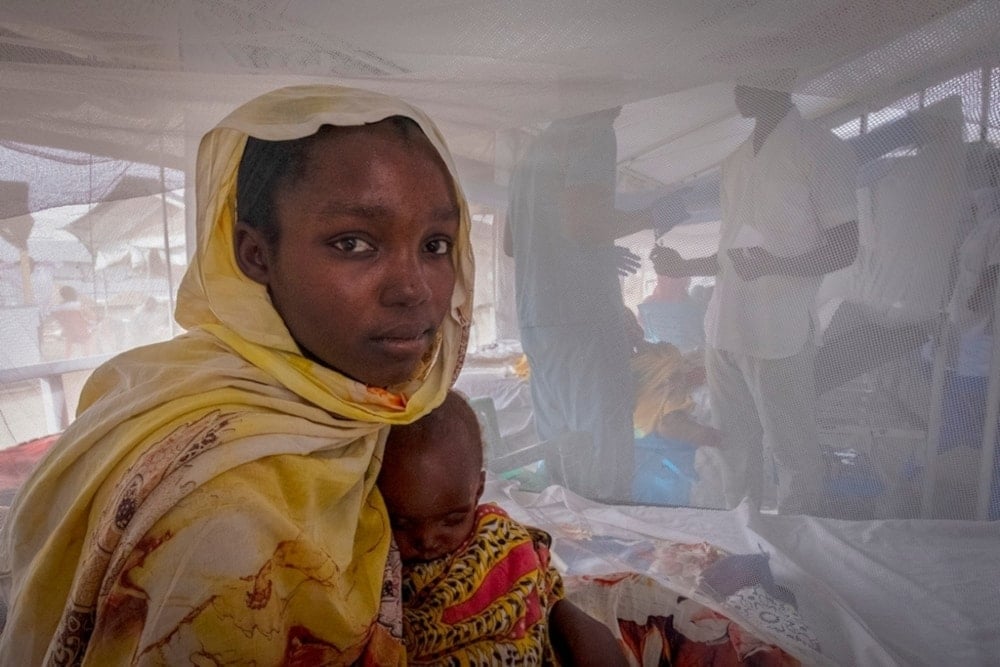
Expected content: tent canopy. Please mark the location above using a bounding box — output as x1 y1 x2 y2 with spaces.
2 0 997 216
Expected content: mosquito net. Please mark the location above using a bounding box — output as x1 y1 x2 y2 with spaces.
0 2 998 665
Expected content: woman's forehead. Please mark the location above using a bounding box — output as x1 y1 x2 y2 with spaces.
294 122 455 194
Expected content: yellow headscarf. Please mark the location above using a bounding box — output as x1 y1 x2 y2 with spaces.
0 85 473 666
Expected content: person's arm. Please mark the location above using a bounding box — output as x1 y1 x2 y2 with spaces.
549 598 628 667
729 219 858 281
651 245 720 277
560 183 652 244
657 411 723 448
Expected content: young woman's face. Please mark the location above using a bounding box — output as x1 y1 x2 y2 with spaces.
247 121 460 387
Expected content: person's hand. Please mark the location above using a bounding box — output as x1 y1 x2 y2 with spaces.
614 245 642 277
650 193 690 239
657 412 723 448
650 245 687 277
728 246 776 281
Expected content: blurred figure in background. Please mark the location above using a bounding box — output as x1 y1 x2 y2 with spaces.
653 74 858 515
899 171 1000 518
505 107 652 501
48 286 98 357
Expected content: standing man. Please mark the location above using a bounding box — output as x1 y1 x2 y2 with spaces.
653 78 859 515
504 108 652 501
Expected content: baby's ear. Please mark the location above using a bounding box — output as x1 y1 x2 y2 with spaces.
476 470 486 502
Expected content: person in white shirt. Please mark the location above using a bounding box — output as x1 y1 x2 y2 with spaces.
653 79 859 515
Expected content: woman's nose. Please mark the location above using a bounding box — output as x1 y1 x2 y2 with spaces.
383 253 432 306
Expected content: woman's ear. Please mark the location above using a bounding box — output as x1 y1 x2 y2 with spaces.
234 221 272 285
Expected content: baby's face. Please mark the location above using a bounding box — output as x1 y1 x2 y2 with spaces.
381 467 483 563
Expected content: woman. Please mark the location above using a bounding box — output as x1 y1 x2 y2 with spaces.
0 86 474 665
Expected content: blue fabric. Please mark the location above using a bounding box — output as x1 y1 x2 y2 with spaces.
638 301 706 351
631 433 698 506
824 454 885 499
940 372 993 451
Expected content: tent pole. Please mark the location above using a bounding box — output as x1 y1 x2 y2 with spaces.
158 137 177 337
920 313 950 518
18 249 34 304
88 156 98 305
920 188 969 519
975 286 1000 520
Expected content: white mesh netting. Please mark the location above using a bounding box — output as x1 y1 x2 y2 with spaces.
1 2 998 665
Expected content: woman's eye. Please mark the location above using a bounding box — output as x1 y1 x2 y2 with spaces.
425 238 453 255
332 237 375 253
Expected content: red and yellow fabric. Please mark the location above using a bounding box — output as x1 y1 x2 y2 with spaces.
402 503 564 666
0 86 474 666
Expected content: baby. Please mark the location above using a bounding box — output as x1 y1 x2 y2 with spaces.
378 390 625 666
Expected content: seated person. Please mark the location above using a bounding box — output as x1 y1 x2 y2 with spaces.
631 342 722 505
378 390 626 666
632 342 720 448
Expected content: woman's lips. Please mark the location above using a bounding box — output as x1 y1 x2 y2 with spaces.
371 330 433 357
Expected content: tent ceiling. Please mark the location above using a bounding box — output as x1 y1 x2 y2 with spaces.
1 0 998 216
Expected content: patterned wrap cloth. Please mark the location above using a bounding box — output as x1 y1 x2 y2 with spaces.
0 85 474 666
402 503 564 666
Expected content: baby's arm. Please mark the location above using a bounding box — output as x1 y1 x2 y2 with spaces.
549 598 628 667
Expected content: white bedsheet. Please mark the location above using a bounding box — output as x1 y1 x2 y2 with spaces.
485 480 1000 666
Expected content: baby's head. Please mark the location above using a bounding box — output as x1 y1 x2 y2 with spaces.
378 391 485 563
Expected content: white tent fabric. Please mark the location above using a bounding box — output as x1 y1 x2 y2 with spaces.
1 2 999 664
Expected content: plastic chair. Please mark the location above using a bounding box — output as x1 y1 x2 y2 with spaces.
468 396 584 491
